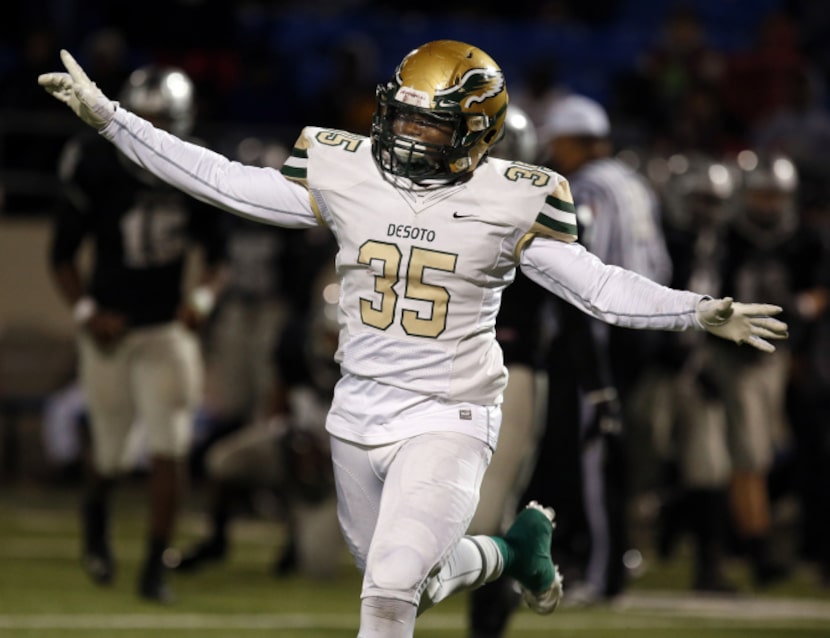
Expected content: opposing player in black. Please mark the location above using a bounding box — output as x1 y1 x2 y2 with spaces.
49 65 227 602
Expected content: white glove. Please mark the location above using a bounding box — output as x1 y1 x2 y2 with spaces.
696 297 788 353
37 49 116 129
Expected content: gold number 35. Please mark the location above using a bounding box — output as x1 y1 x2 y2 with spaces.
357 240 458 338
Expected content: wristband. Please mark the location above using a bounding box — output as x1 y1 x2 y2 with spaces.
189 286 216 317
73 297 97 325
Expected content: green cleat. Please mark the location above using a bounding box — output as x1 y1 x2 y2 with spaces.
500 500 563 614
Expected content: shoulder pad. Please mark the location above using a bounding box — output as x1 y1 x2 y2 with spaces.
281 126 368 187
514 177 579 257
531 178 578 243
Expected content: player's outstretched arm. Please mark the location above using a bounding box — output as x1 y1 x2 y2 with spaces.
38 50 116 129
38 50 318 230
520 237 788 353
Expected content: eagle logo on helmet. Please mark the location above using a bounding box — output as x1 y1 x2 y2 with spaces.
434 68 505 110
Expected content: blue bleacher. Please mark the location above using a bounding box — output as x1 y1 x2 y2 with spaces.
257 0 785 111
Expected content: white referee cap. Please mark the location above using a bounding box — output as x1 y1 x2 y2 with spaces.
541 94 610 140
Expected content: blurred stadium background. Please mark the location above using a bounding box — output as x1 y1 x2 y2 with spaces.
1 0 830 636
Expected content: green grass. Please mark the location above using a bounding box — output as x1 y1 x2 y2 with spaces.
1 482 829 637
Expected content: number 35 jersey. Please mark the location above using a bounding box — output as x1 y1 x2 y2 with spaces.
282 127 577 406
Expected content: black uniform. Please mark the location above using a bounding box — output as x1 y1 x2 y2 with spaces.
50 130 226 323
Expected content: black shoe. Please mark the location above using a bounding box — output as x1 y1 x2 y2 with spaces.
656 494 686 561
753 561 790 587
173 538 227 573
272 539 297 577
139 560 174 604
81 546 115 585
81 498 114 585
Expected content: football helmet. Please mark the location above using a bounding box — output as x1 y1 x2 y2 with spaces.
489 104 539 164
733 150 798 246
119 65 195 137
371 40 509 185
660 153 736 231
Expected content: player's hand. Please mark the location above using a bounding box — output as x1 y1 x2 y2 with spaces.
37 49 116 129
696 297 788 353
177 286 217 331
177 303 204 332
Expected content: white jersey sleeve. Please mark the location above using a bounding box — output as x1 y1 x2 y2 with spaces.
99 108 318 228
520 237 704 331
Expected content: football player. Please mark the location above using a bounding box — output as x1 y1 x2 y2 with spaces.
40 41 787 637
174 258 345 581
709 151 820 586
47 64 227 603
650 152 740 592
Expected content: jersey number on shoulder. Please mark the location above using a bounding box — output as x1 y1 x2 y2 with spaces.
357 240 458 338
505 162 551 187
315 130 363 152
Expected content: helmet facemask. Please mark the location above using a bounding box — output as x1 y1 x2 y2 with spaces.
370 41 508 186
372 84 493 184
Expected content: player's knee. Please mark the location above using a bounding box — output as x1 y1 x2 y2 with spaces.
369 545 430 597
147 412 192 459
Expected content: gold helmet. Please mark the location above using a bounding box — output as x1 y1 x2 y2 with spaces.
371 40 508 184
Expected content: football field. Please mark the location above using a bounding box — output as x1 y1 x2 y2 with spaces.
2 482 829 638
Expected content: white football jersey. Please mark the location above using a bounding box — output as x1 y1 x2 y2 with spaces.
281 127 577 406
102 109 704 447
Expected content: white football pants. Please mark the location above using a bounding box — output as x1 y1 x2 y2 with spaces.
330 430 492 606
79 321 202 474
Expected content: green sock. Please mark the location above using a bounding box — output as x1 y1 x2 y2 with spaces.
491 536 514 574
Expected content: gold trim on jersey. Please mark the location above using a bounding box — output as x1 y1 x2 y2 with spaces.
309 192 325 226
514 228 576 260
550 180 574 207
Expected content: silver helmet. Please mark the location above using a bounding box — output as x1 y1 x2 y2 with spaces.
489 104 539 164
658 152 736 231
733 150 798 246
119 66 195 137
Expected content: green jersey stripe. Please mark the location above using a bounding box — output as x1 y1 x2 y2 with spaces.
541 202 577 226
545 195 576 213
535 211 578 236
280 165 307 179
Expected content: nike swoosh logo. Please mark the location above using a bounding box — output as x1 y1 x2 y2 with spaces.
452 212 475 219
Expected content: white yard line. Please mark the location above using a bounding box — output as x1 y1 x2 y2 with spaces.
1 597 829 632
616 590 830 621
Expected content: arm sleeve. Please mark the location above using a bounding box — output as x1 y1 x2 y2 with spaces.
99 109 318 229
520 237 704 331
